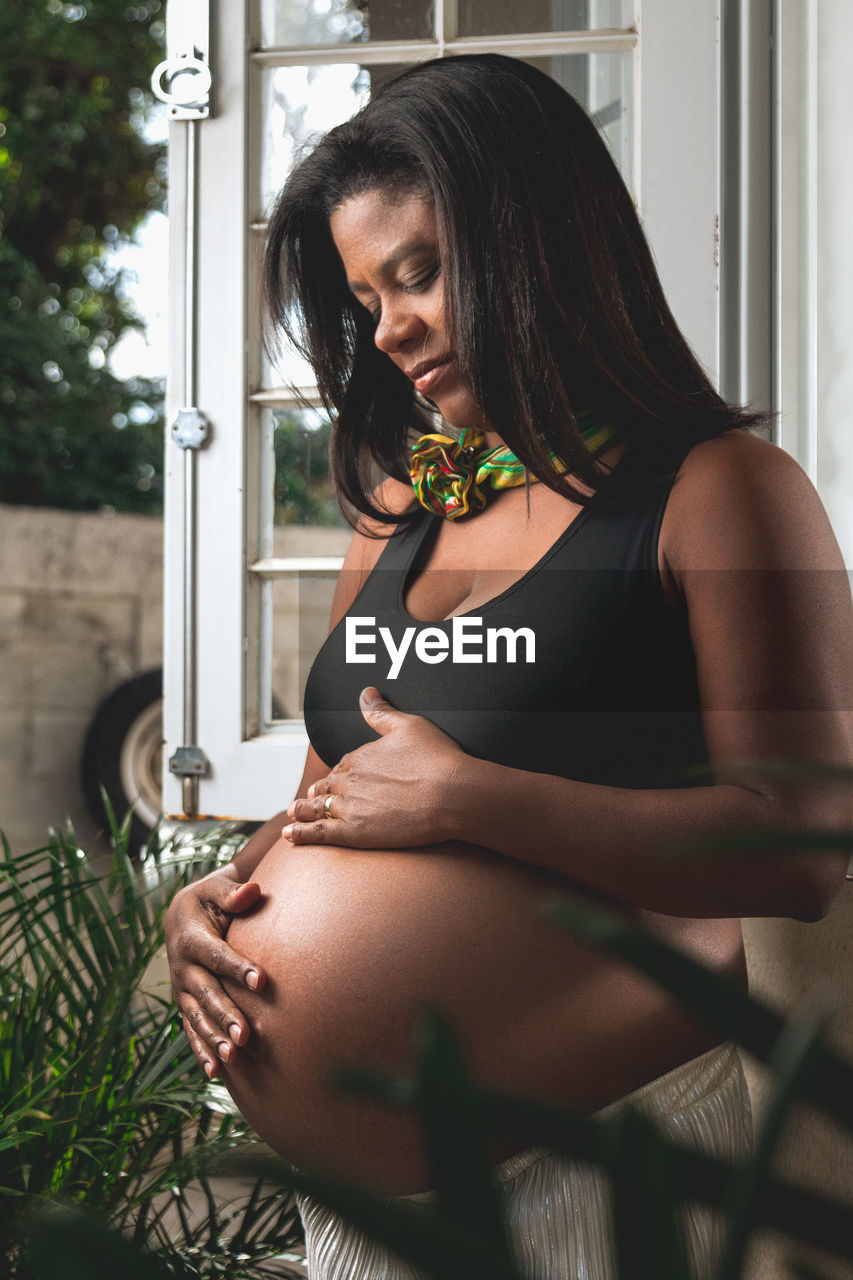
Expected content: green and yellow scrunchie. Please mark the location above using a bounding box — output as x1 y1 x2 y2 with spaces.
410 417 615 520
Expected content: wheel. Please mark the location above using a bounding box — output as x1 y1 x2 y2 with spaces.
82 669 163 852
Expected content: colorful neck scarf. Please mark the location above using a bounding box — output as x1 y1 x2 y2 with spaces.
410 416 616 520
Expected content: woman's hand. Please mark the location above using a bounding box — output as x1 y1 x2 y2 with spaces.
165 864 266 1077
282 687 466 848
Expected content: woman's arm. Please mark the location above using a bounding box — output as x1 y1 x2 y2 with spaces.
286 434 853 920
449 435 852 916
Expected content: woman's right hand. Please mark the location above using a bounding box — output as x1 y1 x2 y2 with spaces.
165 863 266 1077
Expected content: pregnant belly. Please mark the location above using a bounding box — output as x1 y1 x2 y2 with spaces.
221 838 729 1193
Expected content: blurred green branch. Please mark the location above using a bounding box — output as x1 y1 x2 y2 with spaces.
0 2 166 512
0 818 303 1278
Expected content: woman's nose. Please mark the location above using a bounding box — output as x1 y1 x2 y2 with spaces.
374 300 425 354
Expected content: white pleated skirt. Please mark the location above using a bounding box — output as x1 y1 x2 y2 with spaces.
297 1041 752 1280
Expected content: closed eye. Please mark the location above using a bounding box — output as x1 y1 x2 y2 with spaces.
403 264 439 293
357 263 440 325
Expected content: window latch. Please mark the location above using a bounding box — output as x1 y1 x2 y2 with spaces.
151 0 211 121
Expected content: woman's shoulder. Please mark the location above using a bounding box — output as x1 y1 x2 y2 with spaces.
343 476 420 575
661 428 845 572
328 477 420 629
361 476 420 527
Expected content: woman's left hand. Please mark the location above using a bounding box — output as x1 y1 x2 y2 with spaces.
282 687 465 848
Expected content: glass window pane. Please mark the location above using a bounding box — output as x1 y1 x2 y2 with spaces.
271 566 345 720
254 46 632 732
259 0 434 47
259 56 632 221
259 63 370 213
257 62 409 390
458 0 632 37
267 406 350 721
272 406 346 529
259 62 411 212
256 406 350 723
523 52 633 189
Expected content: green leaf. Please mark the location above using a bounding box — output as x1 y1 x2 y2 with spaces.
663 827 853 860
28 1204 171 1280
338 1060 853 1263
608 1107 692 1280
0 829 298 1276
224 1150 517 1280
416 1009 510 1247
668 757 853 789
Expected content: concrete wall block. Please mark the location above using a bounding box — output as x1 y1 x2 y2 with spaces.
31 644 131 713
30 709 90 780
22 591 137 650
0 589 27 630
0 505 162 594
24 593 141 712
0 709 33 775
0 652 35 715
138 600 164 673
0 508 164 856
0 509 81 589
0 772 101 856
73 512 163 595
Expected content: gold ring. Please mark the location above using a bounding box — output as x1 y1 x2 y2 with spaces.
323 793 335 820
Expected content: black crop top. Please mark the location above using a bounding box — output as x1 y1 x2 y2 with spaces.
303 453 708 787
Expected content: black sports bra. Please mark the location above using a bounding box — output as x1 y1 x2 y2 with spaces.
303 455 707 787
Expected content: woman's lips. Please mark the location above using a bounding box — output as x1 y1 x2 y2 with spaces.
411 359 453 396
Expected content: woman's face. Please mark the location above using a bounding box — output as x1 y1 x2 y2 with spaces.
329 188 497 438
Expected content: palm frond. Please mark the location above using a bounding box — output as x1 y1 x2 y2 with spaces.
1 825 303 1279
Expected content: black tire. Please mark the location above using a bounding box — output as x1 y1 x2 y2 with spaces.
82 669 164 853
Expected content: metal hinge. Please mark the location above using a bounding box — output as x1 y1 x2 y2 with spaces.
170 406 210 450
151 0 211 121
169 745 210 778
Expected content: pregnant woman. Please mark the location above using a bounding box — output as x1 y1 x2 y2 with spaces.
165 56 852 1279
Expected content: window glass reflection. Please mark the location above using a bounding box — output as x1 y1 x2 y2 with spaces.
260 64 371 213
258 63 409 390
259 0 433 47
271 407 344 528
458 0 632 37
525 51 633 191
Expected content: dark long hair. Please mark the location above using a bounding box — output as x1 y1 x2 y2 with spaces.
264 54 764 524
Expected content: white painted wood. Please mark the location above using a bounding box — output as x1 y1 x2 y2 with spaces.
249 558 346 577
162 112 190 818
636 0 721 381
773 0 818 476
814 0 853 565
773 0 853 571
249 387 325 406
164 1 318 817
250 32 638 65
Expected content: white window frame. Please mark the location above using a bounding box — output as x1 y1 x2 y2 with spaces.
163 0 769 821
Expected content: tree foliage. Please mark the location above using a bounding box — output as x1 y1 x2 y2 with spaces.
0 0 166 511
0 821 305 1278
273 410 345 526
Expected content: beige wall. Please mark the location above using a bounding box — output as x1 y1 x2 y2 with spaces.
744 905 853 1279
0 504 163 855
